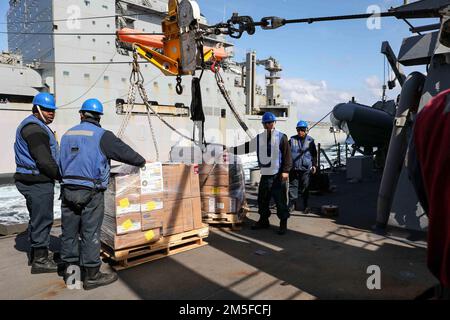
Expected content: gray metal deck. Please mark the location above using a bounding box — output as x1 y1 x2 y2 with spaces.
0 171 437 300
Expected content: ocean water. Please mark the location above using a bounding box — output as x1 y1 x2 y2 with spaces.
0 184 61 225
0 145 345 225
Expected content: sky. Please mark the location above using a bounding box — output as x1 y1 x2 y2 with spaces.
0 0 439 120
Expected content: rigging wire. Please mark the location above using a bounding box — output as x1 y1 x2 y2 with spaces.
1 31 164 36
57 52 117 109
1 12 168 25
22 60 151 65
58 73 163 110
308 110 334 132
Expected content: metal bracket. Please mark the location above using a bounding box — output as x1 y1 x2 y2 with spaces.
227 13 256 39
260 16 286 30
395 115 409 127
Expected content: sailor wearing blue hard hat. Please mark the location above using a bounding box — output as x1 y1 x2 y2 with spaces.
59 98 146 290
14 92 61 274
228 112 293 235
288 120 317 213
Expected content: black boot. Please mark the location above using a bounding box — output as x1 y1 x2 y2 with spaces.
278 219 288 235
31 248 58 274
288 203 295 213
251 218 270 230
83 266 118 291
303 201 309 214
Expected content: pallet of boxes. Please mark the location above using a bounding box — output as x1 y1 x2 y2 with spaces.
101 163 209 270
199 155 248 229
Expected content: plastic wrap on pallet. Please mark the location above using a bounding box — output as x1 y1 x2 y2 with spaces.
105 164 141 218
199 153 246 217
101 162 203 250
103 164 142 237
101 226 162 250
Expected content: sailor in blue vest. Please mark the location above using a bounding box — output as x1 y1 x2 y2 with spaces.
289 121 318 212
229 112 293 235
14 92 61 274
59 99 146 290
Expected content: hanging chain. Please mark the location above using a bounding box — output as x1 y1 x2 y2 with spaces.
117 49 140 139
118 47 160 160
145 105 160 162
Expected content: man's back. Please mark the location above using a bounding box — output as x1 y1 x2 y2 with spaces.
413 89 450 288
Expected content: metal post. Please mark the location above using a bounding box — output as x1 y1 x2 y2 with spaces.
337 143 341 167
345 143 349 162
317 143 321 172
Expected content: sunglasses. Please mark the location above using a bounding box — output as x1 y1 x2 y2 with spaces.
297 128 307 132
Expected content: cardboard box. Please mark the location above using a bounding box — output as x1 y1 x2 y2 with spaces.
103 213 141 236
162 197 202 236
198 164 230 175
199 174 230 187
115 212 142 235
114 193 141 215
140 162 164 195
105 171 141 217
163 164 200 200
141 210 164 231
101 227 162 250
191 197 203 230
162 198 188 236
201 186 233 197
140 193 164 212
201 196 237 214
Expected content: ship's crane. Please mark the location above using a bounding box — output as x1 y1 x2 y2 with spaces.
116 0 255 149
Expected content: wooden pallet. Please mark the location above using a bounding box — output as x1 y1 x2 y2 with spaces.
202 212 245 230
101 225 209 270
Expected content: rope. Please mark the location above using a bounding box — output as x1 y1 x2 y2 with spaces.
136 81 197 144
58 52 117 109
308 110 334 131
214 66 254 139
117 49 160 160
146 104 160 161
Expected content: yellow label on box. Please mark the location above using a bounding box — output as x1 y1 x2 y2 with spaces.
147 202 157 211
121 219 134 231
145 230 155 241
119 198 130 209
212 187 221 195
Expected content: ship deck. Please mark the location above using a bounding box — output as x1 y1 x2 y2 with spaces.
0 170 437 300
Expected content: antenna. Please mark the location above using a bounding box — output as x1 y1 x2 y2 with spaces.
223 1 226 23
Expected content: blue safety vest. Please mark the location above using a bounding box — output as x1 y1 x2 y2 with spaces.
14 114 60 175
257 129 284 176
59 121 110 190
290 135 314 171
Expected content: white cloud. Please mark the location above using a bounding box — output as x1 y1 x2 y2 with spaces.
278 78 353 121
363 75 401 104
365 75 383 99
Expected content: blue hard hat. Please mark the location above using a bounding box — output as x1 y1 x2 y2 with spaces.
262 112 277 124
33 93 56 110
296 120 308 128
80 98 104 115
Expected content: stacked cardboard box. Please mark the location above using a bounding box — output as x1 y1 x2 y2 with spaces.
101 163 203 250
199 159 246 218
141 163 203 237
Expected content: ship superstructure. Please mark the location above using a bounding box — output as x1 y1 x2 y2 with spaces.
1 0 345 174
